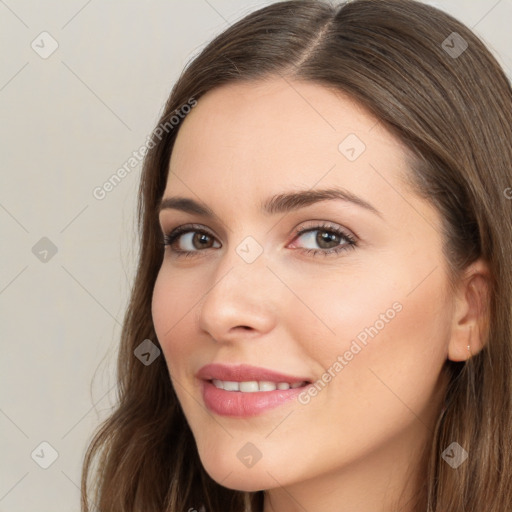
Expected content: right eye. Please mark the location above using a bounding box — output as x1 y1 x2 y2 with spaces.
162 224 221 257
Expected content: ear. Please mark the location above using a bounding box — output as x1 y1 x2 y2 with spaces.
448 258 492 362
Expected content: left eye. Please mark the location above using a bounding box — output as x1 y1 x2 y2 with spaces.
290 226 357 255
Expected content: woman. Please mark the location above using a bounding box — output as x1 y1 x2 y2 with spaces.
81 0 512 510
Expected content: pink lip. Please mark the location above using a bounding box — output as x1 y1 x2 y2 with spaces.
196 363 310 383
196 363 312 417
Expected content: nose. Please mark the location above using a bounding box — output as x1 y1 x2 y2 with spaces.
197 247 279 344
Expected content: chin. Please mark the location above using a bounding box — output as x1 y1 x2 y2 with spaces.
216 475 267 493
198 451 277 492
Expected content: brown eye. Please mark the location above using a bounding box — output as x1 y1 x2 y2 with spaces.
316 230 342 249
291 224 356 256
163 226 221 256
189 232 215 250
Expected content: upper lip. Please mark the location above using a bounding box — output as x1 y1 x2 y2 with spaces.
196 363 311 384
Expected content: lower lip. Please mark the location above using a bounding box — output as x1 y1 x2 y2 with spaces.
201 380 309 417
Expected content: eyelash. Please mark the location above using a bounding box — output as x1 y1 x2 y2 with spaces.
160 222 357 259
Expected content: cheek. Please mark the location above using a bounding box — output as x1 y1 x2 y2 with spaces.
275 263 404 365
286 247 452 363
319 270 450 422
151 268 202 370
288 261 452 412
151 269 209 426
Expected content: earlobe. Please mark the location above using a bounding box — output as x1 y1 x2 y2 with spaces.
447 259 491 362
448 325 476 362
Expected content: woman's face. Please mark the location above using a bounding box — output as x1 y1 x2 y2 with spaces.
152 77 454 505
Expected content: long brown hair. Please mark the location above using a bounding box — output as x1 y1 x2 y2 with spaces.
81 1 512 510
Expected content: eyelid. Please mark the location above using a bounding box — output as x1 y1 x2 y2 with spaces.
292 220 356 239
160 219 356 240
162 223 217 244
159 218 223 240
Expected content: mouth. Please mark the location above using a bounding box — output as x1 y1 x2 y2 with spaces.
196 362 311 383
209 379 309 392
196 363 313 417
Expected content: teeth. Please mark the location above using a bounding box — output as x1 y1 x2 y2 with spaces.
259 381 277 391
211 379 306 392
239 381 259 392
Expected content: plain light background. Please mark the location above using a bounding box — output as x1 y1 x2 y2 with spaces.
0 0 510 509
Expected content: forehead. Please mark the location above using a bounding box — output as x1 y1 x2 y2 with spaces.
164 77 419 223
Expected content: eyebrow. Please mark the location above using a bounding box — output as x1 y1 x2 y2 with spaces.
158 187 382 219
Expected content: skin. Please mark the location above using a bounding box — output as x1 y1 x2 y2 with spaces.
152 77 490 512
